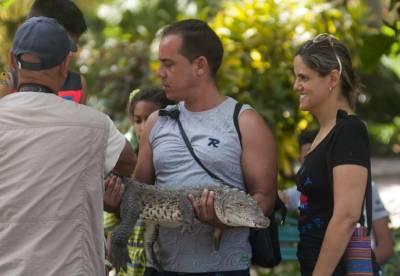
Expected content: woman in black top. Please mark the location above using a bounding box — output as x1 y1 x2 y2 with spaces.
293 34 371 275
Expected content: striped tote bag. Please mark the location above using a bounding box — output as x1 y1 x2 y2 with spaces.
344 225 373 275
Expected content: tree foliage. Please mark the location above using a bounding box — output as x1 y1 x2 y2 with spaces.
0 0 399 177
209 0 372 180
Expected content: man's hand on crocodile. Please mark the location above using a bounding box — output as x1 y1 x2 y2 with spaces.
188 188 227 229
104 175 125 213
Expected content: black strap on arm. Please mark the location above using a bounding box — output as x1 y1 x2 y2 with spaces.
366 171 372 234
233 102 243 146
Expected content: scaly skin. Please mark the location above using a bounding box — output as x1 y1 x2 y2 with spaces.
111 178 269 272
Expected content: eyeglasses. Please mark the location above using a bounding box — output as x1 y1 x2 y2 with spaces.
312 33 342 75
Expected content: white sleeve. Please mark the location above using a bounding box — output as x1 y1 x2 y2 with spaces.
371 181 389 221
285 186 300 211
104 116 126 174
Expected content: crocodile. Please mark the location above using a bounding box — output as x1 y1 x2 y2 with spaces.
110 177 270 272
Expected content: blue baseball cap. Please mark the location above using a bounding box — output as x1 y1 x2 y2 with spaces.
12 16 77 71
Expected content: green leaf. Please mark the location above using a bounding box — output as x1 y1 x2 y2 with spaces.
0 0 16 9
359 33 397 73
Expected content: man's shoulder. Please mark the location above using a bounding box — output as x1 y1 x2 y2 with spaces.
56 99 111 128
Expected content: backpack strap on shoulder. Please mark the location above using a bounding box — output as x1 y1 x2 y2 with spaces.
233 102 243 146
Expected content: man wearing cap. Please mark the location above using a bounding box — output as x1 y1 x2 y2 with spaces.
0 17 136 276
8 0 89 104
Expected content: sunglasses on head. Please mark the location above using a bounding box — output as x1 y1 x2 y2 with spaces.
311 33 343 75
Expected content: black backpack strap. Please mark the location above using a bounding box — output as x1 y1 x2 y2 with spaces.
365 167 373 234
232 102 286 224
233 102 243 146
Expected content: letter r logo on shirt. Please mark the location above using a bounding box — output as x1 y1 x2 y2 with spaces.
208 138 220 148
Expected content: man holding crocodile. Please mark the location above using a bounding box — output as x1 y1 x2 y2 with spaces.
126 19 278 275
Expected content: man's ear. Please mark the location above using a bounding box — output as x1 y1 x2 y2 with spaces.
194 56 208 76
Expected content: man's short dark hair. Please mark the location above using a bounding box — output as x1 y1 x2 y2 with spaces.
29 0 87 37
161 19 223 79
298 129 318 147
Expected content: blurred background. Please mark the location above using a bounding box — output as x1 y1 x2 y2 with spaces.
0 0 399 274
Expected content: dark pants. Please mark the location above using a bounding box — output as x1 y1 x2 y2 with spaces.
144 267 250 276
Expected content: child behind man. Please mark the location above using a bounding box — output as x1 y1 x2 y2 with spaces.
10 0 88 104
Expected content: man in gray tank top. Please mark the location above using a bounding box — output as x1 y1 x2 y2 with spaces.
134 19 278 276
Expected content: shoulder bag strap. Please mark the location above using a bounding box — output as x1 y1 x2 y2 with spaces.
233 102 243 146
365 167 373 234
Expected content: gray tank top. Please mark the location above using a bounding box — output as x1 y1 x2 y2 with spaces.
149 97 253 272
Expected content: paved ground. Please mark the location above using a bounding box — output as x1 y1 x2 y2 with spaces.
372 158 400 228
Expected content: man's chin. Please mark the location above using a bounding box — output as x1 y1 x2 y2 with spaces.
165 91 178 101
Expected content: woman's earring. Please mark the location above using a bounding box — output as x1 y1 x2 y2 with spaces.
329 87 333 93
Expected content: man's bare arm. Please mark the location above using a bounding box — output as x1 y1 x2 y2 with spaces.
112 139 137 176
133 111 158 184
240 109 278 216
373 217 394 265
104 139 136 213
